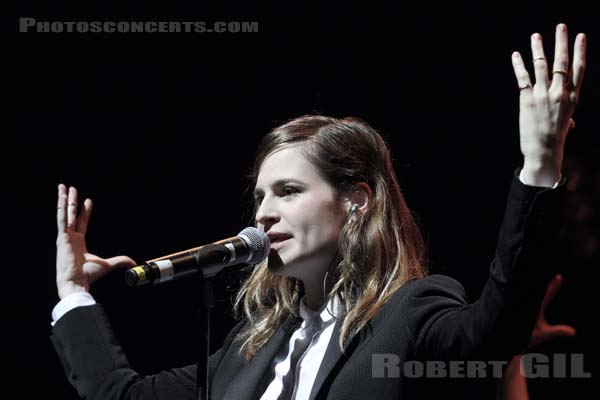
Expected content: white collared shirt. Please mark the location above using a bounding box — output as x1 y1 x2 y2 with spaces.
259 296 341 400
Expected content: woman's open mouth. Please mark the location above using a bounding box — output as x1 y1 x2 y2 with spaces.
267 233 293 251
270 237 291 251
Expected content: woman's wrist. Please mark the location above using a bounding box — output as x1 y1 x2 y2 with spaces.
521 157 562 188
57 281 89 300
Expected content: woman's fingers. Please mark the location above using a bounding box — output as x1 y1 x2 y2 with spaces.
571 33 587 99
83 254 137 285
531 33 549 91
550 24 569 91
77 198 93 236
57 184 68 234
58 184 92 236
67 186 79 230
105 255 138 271
511 52 533 99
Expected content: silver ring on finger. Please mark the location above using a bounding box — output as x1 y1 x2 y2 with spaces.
68 202 77 207
552 70 568 77
519 84 533 91
532 56 546 62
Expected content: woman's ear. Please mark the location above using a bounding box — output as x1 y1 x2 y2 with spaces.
347 182 372 215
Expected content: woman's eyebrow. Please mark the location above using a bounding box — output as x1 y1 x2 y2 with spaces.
253 179 305 197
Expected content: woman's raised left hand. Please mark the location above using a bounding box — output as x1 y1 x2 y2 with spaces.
511 23 586 187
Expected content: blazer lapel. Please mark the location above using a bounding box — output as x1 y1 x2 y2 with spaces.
307 290 403 399
223 317 297 400
308 318 354 400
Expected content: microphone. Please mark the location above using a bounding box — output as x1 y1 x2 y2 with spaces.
125 227 270 287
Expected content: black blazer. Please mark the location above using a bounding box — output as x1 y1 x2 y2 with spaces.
50 170 566 399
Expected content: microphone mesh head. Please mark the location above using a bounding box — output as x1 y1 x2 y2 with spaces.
238 227 270 264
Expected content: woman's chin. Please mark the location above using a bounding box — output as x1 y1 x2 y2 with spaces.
267 250 300 278
267 250 285 274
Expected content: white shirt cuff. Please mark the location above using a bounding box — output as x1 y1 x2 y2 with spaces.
518 170 561 189
51 292 97 326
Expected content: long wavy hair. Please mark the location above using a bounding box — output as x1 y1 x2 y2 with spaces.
234 115 428 359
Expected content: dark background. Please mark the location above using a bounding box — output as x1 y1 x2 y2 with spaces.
7 1 598 398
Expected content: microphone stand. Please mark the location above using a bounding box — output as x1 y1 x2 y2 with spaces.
196 275 214 400
194 243 230 400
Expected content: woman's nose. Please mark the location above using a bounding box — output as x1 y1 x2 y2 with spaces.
255 197 280 226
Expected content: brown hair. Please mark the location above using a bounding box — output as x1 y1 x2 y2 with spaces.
234 115 428 358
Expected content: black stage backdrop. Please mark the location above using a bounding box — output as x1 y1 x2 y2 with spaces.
6 1 597 399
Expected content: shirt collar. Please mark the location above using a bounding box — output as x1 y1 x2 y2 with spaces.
298 295 341 329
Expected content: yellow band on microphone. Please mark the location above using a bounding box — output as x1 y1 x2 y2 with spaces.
132 266 147 280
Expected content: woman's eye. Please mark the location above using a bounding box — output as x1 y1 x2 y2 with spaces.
282 187 299 196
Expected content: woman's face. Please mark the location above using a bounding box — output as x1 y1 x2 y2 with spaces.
254 144 346 282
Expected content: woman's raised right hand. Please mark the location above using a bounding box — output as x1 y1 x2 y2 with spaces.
56 184 137 300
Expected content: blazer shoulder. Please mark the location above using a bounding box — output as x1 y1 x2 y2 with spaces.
366 274 469 335
395 274 469 305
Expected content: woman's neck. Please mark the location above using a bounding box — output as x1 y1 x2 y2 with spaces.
303 283 325 310
301 271 335 310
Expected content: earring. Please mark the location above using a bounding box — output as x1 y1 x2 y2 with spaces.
349 204 358 215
